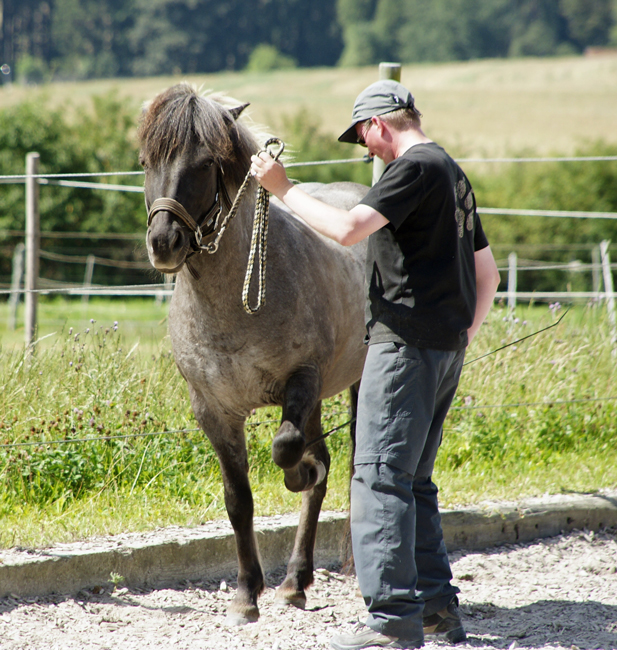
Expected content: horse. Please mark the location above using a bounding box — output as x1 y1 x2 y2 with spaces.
139 83 368 625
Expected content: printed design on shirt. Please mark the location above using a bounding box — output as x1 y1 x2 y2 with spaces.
454 178 475 238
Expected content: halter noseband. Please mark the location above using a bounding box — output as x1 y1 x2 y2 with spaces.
147 170 224 251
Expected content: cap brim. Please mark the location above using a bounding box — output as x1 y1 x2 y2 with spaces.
338 122 359 144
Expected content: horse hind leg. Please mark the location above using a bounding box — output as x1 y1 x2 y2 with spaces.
275 401 330 610
272 366 326 493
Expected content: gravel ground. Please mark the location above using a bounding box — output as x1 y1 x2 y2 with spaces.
1 527 616 650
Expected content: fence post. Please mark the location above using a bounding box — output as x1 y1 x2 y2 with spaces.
600 241 616 339
592 245 602 296
8 242 25 330
24 152 40 347
507 252 517 312
372 62 402 186
82 254 95 304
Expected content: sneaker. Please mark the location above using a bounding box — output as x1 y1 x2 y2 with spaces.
423 600 467 644
330 623 422 650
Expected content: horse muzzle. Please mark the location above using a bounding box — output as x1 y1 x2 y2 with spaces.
146 211 192 272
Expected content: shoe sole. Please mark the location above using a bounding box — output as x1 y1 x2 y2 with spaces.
425 626 467 644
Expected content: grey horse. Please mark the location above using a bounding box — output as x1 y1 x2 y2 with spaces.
139 83 367 624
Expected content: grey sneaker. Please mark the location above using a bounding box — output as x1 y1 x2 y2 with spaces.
330 623 421 650
423 600 467 644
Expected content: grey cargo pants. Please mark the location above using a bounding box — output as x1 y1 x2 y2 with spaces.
351 342 464 642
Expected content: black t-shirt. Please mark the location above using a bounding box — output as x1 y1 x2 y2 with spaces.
360 142 489 351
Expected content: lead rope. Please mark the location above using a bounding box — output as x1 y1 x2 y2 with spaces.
200 137 284 315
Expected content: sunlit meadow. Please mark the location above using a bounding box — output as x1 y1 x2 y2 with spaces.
0 298 616 548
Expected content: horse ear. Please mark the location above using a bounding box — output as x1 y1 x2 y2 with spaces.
229 103 250 121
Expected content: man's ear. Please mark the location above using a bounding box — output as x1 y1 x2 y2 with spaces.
229 103 250 121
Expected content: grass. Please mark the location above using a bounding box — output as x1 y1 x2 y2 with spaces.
0 298 616 548
1 56 617 158
0 296 170 352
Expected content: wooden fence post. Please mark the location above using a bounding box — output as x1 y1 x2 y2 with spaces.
600 241 616 340
592 245 602 295
82 254 95 304
508 252 517 312
372 62 401 186
8 242 25 330
24 152 40 347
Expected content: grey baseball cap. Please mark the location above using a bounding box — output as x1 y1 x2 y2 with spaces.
338 79 416 144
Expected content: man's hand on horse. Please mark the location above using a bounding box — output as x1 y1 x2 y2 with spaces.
250 152 293 198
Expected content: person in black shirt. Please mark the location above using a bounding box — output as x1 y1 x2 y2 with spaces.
251 79 500 650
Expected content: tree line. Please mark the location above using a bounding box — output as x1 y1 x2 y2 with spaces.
1 0 616 82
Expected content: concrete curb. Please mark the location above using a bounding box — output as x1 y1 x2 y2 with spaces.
1 491 616 599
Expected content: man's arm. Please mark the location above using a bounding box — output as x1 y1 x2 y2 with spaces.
467 245 501 344
250 152 388 246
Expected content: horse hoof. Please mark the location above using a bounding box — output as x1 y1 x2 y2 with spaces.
226 607 259 626
284 459 327 493
274 590 307 610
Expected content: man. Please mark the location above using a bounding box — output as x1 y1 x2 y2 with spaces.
251 79 500 650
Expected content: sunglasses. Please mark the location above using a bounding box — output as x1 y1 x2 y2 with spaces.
356 119 373 147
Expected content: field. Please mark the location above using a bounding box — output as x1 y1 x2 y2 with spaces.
1 55 617 158
1 56 617 548
1 298 616 548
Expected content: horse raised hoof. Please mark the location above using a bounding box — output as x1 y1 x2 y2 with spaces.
283 458 326 493
272 420 305 469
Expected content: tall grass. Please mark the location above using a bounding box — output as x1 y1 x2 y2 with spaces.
0 299 616 548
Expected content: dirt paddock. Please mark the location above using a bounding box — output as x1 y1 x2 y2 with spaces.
1 527 615 650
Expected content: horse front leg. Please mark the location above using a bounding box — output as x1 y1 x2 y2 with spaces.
276 403 330 608
217 442 265 624
191 395 264 624
272 366 326 493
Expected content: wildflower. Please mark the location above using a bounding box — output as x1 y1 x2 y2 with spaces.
85 328 90 334
68 327 73 335
514 318 519 324
90 319 95 324
464 396 473 407
69 361 73 367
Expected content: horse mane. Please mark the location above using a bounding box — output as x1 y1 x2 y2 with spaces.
138 83 259 191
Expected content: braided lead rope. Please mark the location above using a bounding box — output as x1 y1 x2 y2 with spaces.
241 138 284 313
241 182 270 313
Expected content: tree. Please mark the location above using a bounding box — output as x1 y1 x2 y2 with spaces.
559 0 614 49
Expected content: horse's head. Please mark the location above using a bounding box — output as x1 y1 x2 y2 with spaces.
138 84 254 274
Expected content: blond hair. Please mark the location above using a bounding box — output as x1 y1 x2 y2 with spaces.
379 106 422 131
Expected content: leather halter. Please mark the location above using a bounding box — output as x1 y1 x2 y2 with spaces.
146 170 225 251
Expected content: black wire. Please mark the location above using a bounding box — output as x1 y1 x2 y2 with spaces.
463 306 570 366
